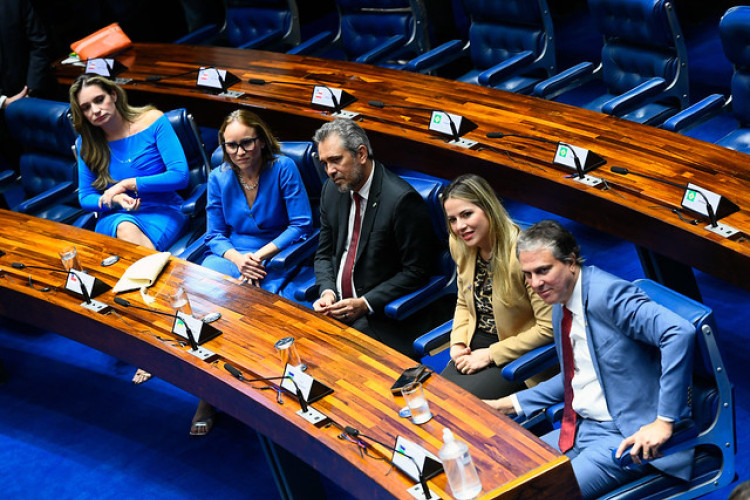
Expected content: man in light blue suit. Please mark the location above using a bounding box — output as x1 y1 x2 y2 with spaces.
487 220 695 498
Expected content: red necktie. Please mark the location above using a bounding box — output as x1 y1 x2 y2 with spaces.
559 306 577 453
340 192 362 299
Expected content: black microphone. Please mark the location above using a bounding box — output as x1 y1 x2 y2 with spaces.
144 68 202 83
487 131 587 178
369 100 460 141
12 262 92 303
113 297 200 350
249 78 344 113
610 166 718 227
224 363 309 413
344 426 432 499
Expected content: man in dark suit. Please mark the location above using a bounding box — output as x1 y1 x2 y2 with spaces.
486 220 695 498
311 119 437 356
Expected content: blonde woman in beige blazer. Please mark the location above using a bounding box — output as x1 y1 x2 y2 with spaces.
441 174 553 399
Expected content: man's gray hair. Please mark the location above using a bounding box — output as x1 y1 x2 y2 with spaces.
517 219 585 266
313 118 373 158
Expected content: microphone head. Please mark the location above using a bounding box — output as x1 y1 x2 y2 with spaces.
224 363 243 379
486 132 506 139
610 166 629 175
368 100 386 108
145 75 163 82
247 78 267 85
344 426 360 437
11 262 25 269
113 297 130 307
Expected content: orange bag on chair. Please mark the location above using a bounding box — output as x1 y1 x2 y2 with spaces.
71 23 132 60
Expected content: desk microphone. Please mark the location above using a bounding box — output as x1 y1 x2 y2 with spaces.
610 166 718 227
11 262 110 312
224 363 309 412
12 262 91 302
144 68 202 82
113 297 217 361
486 131 590 180
368 100 461 142
248 78 349 115
344 426 432 499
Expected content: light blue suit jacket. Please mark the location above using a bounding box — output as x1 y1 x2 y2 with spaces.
516 266 695 479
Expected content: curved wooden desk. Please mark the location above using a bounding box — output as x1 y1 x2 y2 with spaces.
55 43 750 293
0 210 579 499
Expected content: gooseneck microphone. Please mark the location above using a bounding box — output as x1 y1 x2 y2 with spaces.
113 297 200 350
368 100 460 141
486 131 587 178
144 68 203 83
344 426 432 499
12 262 92 303
610 166 718 227
249 78 344 113
224 363 309 412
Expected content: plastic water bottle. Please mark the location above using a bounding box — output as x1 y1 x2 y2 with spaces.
438 428 482 499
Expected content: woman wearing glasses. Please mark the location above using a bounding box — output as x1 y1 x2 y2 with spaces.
70 75 188 251
201 109 313 291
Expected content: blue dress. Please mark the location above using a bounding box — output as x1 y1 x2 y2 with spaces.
202 155 313 293
77 114 189 251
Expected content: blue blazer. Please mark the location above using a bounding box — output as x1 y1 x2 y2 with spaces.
516 266 695 479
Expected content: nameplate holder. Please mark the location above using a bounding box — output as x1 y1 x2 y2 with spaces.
172 311 222 345
197 67 241 95
553 143 605 173
428 111 477 148
86 58 126 78
281 363 333 404
393 436 443 483
681 183 740 237
65 272 111 313
407 483 441 500
310 86 357 117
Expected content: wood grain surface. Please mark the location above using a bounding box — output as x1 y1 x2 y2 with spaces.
0 210 580 499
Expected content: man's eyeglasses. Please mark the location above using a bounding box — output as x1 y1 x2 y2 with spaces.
222 137 260 154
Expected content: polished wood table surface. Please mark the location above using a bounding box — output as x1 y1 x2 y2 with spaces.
0 210 580 499
56 43 750 292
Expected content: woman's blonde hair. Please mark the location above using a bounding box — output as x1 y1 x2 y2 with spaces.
218 109 280 176
69 74 155 190
443 174 522 305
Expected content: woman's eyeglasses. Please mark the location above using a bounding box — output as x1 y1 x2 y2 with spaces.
222 137 259 154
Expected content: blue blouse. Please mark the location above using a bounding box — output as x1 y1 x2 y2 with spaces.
204 154 313 258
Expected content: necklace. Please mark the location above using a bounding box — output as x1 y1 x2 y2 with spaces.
239 176 259 191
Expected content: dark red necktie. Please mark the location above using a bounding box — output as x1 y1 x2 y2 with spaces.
340 192 362 299
559 306 577 453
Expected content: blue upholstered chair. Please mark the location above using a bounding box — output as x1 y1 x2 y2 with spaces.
533 0 689 126
176 0 301 52
0 98 84 224
445 278 735 500
290 168 456 320
287 0 430 68
179 141 325 294
661 6 750 153
402 0 556 94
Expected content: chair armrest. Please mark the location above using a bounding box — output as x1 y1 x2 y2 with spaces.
174 24 221 45
532 62 597 99
661 94 727 132
180 184 207 216
238 28 284 49
403 40 467 73
17 181 76 213
293 273 319 301
287 31 335 56
355 34 407 65
383 274 451 320
72 212 97 230
612 419 699 468
478 51 535 87
545 402 565 424
601 77 667 116
267 229 320 271
177 234 207 262
413 319 452 357
0 169 16 187
501 343 557 382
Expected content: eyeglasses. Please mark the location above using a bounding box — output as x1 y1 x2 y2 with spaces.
222 137 260 154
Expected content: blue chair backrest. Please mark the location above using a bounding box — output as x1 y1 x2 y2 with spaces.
589 0 688 106
224 0 299 48
5 98 77 197
336 0 429 60
465 0 555 75
164 109 211 205
720 6 750 126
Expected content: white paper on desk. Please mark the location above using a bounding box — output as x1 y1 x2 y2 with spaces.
112 252 170 294
393 436 441 482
